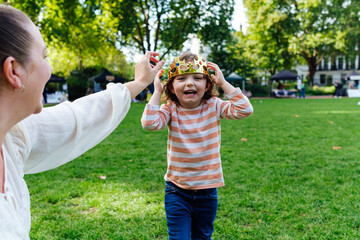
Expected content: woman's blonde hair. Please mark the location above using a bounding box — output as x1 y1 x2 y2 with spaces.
163 52 218 105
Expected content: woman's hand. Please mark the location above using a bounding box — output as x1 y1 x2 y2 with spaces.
126 52 165 99
135 51 165 86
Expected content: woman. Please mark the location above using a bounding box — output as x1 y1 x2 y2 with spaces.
0 4 164 239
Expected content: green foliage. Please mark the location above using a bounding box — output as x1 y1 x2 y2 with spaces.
100 0 235 58
308 85 336 95
336 0 360 59
244 0 296 76
282 82 297 90
67 73 88 101
247 84 269 97
67 67 102 100
8 0 133 77
243 0 358 85
209 31 255 78
26 99 360 239
40 0 119 72
8 0 234 78
198 0 234 47
5 0 44 23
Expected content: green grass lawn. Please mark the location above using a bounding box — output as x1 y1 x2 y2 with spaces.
26 98 360 239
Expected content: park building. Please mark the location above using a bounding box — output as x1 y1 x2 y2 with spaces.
296 50 360 87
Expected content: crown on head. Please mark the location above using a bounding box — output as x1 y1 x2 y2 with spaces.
168 55 209 79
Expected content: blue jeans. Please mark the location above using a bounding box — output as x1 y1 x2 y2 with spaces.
299 89 305 99
164 181 218 240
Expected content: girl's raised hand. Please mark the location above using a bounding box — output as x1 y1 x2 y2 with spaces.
154 69 165 93
207 62 226 87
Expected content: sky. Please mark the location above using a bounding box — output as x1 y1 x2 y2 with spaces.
232 0 248 33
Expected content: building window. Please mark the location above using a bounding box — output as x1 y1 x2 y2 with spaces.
324 58 328 70
338 57 343 70
318 60 322 70
320 74 326 85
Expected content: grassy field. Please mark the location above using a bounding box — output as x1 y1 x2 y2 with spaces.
26 97 360 239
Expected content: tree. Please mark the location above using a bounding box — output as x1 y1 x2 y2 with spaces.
336 0 360 70
244 0 296 77
244 0 350 86
40 0 112 72
100 0 235 59
8 0 235 75
287 0 346 85
4 0 44 23
8 0 132 77
208 31 255 79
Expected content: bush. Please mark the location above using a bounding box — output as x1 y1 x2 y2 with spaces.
307 85 335 95
67 73 89 101
247 84 269 97
67 67 102 101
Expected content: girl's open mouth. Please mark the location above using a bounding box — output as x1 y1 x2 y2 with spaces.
184 90 197 95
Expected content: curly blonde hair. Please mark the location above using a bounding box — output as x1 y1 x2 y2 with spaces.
163 52 218 106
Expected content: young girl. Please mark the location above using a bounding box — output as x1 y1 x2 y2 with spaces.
0 4 164 239
141 52 253 239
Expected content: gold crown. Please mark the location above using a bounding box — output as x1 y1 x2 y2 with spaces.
168 55 209 79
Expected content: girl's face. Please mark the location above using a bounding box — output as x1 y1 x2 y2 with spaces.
22 21 52 114
171 72 208 109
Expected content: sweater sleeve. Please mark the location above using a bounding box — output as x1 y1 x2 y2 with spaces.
21 83 131 174
218 88 253 119
141 103 171 131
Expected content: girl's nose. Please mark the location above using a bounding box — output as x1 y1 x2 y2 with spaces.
185 78 195 86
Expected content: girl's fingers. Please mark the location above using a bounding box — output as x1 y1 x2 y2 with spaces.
207 62 219 71
157 69 164 77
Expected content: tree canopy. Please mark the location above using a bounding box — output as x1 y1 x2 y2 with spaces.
100 0 235 59
6 0 235 76
243 0 358 85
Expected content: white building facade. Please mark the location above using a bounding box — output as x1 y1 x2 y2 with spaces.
296 54 360 86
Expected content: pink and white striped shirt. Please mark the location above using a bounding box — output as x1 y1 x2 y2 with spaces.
141 88 253 190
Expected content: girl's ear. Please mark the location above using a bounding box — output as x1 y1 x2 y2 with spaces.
167 80 175 94
2 56 24 89
205 78 211 92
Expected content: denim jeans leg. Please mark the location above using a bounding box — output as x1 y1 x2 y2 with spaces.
191 189 218 240
165 183 192 240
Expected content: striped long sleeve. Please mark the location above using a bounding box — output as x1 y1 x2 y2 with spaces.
141 88 253 189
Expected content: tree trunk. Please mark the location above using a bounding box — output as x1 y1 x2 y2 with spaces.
268 79 273 97
306 56 317 86
358 42 360 70
268 67 277 96
78 57 83 72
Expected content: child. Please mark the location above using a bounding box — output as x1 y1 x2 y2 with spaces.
141 52 253 239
